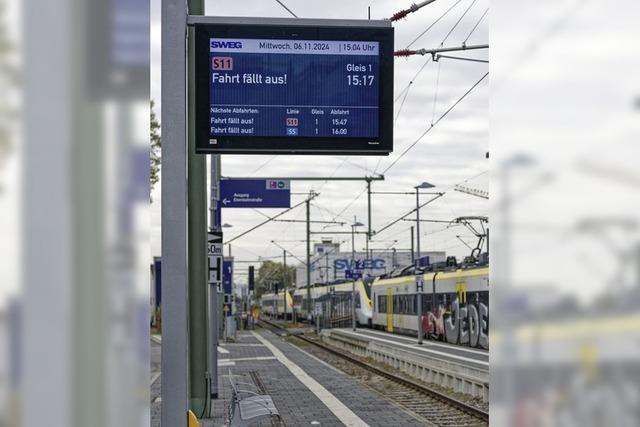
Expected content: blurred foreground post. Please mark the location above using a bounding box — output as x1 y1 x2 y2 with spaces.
161 0 189 424
186 0 209 416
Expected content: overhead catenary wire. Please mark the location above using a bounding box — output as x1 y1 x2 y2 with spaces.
381 0 485 175
373 193 444 236
311 203 352 223
431 59 442 125
273 0 298 18
320 186 368 231
386 1 488 171
381 71 489 175
405 0 463 48
250 155 278 175
394 84 412 126
441 0 477 46
226 193 317 244
389 0 464 127
233 2 489 264
463 7 488 44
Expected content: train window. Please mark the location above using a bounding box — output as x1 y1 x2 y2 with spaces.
378 295 386 313
393 295 416 315
362 283 372 300
392 294 417 315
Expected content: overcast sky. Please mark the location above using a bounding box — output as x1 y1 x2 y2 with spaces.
150 0 490 284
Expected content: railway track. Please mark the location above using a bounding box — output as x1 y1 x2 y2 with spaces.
258 318 488 427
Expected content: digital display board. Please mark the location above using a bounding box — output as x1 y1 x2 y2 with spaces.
194 20 393 155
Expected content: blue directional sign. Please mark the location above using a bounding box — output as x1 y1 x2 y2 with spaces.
345 269 363 280
220 179 291 208
223 259 233 295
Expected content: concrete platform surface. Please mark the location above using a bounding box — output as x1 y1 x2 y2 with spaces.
152 329 425 426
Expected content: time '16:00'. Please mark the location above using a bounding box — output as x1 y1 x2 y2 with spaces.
347 75 375 86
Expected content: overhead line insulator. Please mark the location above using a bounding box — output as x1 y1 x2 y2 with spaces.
390 9 411 21
394 49 416 57
389 0 438 21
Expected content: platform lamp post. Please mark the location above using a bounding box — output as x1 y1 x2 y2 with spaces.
351 219 364 331
415 182 435 344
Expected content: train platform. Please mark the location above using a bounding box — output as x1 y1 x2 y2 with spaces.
329 328 488 371
320 328 489 401
152 329 426 426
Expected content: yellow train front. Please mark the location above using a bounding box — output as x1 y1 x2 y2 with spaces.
259 280 373 326
259 289 294 319
371 266 489 349
292 280 373 326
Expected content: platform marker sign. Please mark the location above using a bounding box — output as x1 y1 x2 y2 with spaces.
208 231 223 292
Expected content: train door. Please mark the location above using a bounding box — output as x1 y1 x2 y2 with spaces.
386 288 393 332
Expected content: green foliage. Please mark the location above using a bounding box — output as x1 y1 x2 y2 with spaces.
0 0 18 187
150 100 161 198
256 260 296 298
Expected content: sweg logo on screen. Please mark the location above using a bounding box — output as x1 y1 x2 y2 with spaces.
211 40 243 49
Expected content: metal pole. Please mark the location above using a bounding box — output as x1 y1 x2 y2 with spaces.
351 222 356 331
367 179 372 241
208 156 220 400
410 226 415 263
187 0 208 412
325 254 329 285
283 250 287 322
415 188 423 344
416 188 421 260
417 273 423 345
162 0 188 422
306 197 312 314
365 179 370 276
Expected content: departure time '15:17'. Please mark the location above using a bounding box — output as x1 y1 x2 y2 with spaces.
347 74 375 86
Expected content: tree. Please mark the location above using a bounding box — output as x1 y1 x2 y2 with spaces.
150 99 161 198
0 0 18 192
256 260 296 298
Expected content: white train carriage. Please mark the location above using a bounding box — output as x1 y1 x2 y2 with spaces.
371 266 489 349
291 280 373 326
260 290 294 318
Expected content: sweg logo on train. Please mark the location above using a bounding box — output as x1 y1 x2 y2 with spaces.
210 40 243 49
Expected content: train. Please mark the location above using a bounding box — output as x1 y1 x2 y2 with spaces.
260 289 294 317
371 264 489 349
260 279 373 326
259 261 489 350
